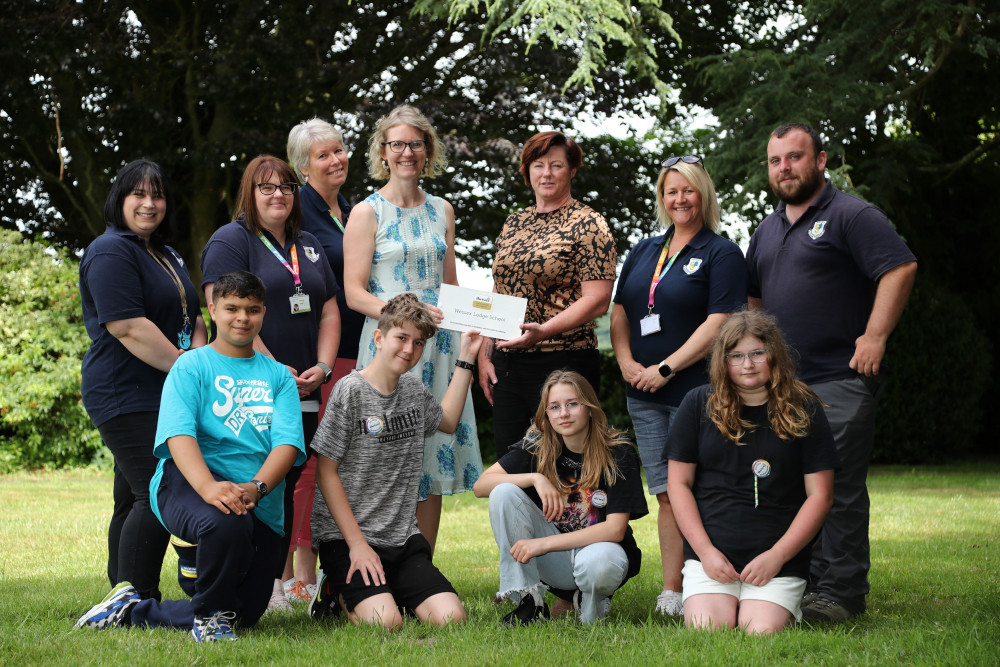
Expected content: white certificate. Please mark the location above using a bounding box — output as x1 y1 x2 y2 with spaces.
438 284 527 340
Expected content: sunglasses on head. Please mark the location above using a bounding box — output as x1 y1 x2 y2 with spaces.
661 155 703 168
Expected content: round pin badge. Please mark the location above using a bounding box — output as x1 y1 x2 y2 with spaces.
752 459 772 478
365 416 385 434
591 490 608 508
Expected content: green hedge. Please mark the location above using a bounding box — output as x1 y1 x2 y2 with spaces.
0 230 102 472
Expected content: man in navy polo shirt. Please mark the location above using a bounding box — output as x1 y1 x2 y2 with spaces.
746 123 917 622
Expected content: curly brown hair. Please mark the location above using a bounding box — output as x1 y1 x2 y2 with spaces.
707 310 820 443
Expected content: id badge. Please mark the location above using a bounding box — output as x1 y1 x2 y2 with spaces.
640 313 661 336
290 292 311 314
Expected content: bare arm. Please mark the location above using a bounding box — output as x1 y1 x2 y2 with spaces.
748 296 762 310
509 513 631 563
315 455 385 586
437 331 483 433
297 297 342 395
610 304 644 386
739 469 834 586
442 199 458 286
341 202 386 320
850 261 917 376
668 459 738 583
497 278 613 350
473 461 563 520
105 317 182 372
190 314 208 349
633 312 730 393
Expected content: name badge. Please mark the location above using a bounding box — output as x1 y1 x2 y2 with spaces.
640 313 661 336
290 292 311 314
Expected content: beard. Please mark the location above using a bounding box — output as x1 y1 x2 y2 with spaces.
770 163 825 205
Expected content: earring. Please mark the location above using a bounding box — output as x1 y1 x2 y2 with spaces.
382 159 389 170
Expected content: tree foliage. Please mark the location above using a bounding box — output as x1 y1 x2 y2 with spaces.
0 230 101 471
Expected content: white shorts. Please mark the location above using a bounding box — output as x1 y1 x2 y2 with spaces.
681 559 807 621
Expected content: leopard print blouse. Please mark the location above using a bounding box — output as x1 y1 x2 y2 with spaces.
492 199 616 352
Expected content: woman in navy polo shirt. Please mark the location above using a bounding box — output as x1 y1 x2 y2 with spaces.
80 159 208 602
200 154 341 609
610 156 748 617
282 118 364 600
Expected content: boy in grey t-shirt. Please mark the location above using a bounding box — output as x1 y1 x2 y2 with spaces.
310 293 482 630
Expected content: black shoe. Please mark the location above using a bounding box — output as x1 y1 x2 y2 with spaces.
308 573 341 620
500 596 550 627
801 596 857 623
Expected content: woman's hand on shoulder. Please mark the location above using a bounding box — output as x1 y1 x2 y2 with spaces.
533 473 563 522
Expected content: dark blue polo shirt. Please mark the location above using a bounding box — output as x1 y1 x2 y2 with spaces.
200 218 340 401
299 183 364 360
614 226 748 406
80 227 202 427
746 181 916 384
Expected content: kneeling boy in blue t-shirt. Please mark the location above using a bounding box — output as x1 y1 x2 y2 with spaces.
309 293 481 630
75 270 305 641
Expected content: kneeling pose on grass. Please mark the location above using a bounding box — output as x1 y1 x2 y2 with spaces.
309 293 481 630
75 271 306 642
665 310 839 634
474 370 648 625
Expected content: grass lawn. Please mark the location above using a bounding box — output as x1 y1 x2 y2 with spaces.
1 465 998 665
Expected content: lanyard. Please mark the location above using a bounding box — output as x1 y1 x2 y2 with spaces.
647 238 681 313
327 209 345 233
146 246 192 348
256 232 302 291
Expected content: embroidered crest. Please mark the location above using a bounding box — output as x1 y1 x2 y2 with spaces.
807 221 828 240
303 245 321 262
682 258 703 275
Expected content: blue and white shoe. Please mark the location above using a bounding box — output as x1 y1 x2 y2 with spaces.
191 610 238 642
74 582 140 629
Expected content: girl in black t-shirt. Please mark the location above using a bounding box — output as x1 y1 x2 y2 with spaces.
474 370 648 626
666 310 837 634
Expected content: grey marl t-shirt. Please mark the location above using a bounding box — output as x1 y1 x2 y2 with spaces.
311 370 443 548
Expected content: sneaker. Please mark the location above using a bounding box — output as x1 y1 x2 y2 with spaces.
74 582 140 630
500 596 550 627
266 589 293 612
655 589 684 616
801 596 856 622
285 580 312 603
191 610 237 642
308 573 341 620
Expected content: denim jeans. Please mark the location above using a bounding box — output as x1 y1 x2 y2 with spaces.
488 483 627 623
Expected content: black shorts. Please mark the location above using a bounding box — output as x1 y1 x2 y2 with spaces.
317 533 456 613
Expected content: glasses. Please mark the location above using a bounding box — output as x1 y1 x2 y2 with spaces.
546 400 584 415
661 155 703 168
382 140 427 153
256 182 298 196
725 348 769 367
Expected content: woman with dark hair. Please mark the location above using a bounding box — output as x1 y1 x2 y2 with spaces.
665 310 838 634
610 156 747 616
201 154 341 610
474 370 647 625
479 131 616 461
342 104 481 555
80 159 208 601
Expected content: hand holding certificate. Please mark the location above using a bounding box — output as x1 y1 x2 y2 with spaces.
438 284 527 340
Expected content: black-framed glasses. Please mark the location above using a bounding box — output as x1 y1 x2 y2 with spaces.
256 182 298 196
661 155 703 168
725 348 769 367
382 140 427 153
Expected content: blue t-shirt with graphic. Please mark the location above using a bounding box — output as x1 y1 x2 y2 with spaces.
150 346 306 535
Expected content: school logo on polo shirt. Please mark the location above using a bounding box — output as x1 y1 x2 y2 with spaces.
808 221 828 240
303 245 321 262
683 258 703 275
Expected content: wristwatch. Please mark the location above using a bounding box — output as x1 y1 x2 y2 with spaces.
658 361 675 378
252 479 269 497
316 362 333 384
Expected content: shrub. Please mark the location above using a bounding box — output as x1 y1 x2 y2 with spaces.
873 279 990 463
0 230 101 471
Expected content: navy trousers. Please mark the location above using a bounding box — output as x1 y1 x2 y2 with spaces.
130 460 281 629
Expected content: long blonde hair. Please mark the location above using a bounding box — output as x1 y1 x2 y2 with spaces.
527 370 631 492
707 310 819 443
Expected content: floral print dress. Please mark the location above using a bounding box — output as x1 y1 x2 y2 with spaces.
355 192 482 499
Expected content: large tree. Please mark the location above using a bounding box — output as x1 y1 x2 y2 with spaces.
0 0 674 278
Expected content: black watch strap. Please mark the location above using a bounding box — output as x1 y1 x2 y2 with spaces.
455 359 475 372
